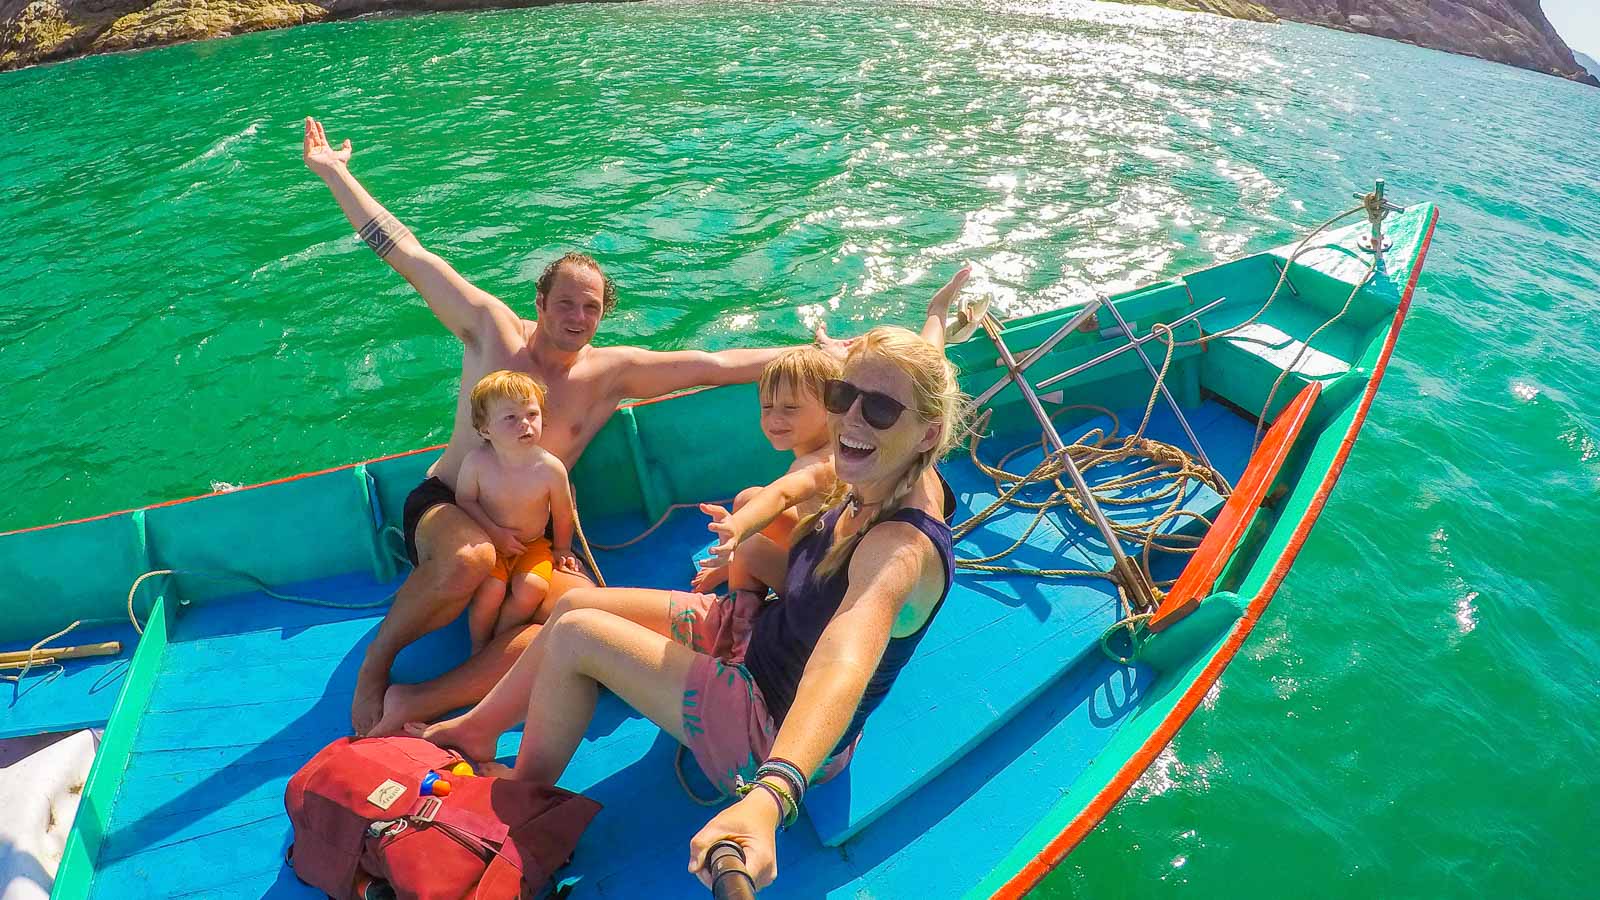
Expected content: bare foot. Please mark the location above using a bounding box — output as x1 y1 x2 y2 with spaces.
350 659 389 736
366 683 421 738
403 716 500 767
690 564 728 594
473 759 514 778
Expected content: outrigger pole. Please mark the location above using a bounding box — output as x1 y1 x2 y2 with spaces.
1035 296 1226 391
1095 298 1230 495
975 314 1160 609
968 299 1102 409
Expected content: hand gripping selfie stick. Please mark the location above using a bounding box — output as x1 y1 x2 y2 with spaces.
706 840 758 900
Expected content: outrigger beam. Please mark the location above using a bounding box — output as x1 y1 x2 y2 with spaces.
976 315 1160 609
968 299 1102 410
1035 296 1226 391
1096 298 1230 495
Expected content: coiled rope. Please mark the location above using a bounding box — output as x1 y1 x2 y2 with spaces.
950 196 1387 663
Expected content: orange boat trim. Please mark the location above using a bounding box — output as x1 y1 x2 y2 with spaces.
1148 379 1321 632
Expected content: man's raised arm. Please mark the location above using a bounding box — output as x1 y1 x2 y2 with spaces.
301 117 506 343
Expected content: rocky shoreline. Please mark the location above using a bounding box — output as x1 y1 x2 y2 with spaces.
0 0 632 73
1 0 1594 88
1254 0 1598 87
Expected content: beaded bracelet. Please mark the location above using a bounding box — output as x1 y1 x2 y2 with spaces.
754 761 806 809
759 758 808 794
734 775 798 830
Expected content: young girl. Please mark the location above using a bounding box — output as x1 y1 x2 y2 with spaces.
694 266 971 601
691 347 841 596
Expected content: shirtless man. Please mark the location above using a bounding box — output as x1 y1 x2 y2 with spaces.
301 118 845 734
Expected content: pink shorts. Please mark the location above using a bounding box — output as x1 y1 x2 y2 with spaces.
667 590 856 797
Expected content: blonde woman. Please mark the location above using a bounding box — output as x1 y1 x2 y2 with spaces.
412 269 972 891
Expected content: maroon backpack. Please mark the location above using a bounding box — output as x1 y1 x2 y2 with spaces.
285 736 600 899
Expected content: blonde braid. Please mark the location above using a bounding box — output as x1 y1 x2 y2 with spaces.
813 452 928 579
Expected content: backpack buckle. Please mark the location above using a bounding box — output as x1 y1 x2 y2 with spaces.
367 818 407 838
410 796 442 825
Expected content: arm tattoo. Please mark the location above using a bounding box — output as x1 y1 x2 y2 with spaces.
357 210 412 259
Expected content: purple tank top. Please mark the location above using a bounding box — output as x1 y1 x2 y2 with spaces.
743 503 955 754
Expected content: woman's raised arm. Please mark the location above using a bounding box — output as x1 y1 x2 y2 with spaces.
919 266 972 352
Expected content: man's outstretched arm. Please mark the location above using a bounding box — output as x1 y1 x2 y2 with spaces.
302 117 507 343
611 265 973 399
611 330 843 401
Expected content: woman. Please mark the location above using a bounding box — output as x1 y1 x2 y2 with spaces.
413 272 970 890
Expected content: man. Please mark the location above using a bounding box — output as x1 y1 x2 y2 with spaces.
301 118 846 735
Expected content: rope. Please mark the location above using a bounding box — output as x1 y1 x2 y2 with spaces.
0 620 79 685
1098 613 1153 666
1166 202 1370 350
1249 253 1377 452
583 500 732 552
125 568 394 635
573 497 736 589
674 744 727 806
572 511 608 589
952 401 1226 602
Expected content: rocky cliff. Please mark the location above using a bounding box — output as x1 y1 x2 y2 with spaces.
1 0 1594 87
1254 0 1599 86
0 0 627 71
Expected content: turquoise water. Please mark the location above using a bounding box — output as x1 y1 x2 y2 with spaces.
3 1 1598 894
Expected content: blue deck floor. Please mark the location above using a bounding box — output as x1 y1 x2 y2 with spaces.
75 400 1255 898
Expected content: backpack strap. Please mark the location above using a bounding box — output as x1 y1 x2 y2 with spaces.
401 795 521 872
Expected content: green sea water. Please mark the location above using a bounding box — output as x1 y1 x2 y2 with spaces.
3 0 1598 895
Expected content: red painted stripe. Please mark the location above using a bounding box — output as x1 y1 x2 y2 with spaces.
0 443 449 538
992 208 1439 899
0 382 732 540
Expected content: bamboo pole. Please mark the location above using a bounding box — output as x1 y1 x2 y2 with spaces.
0 641 121 666
0 657 56 671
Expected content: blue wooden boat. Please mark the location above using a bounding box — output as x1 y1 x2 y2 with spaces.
3 194 1437 898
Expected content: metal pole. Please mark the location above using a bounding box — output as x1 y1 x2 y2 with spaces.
969 299 1102 410
1036 296 1226 391
1096 298 1230 494
978 316 1158 608
1270 259 1300 296
1356 178 1397 263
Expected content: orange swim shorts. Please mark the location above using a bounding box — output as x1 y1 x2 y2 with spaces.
489 537 554 584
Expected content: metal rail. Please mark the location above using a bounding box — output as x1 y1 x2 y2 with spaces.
977 316 1158 608
1096 298 1230 494
1035 296 1226 391
969 299 1102 409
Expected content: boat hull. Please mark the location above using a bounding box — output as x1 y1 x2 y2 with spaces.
0 202 1439 898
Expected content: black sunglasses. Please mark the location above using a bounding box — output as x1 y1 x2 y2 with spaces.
823 379 908 430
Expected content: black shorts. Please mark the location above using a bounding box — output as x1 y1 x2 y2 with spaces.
400 476 572 569
401 476 456 565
